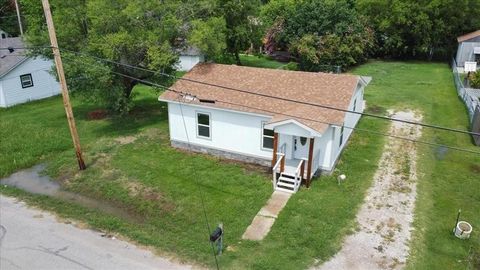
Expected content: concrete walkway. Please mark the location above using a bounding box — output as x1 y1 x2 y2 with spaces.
242 191 291 241
0 195 195 270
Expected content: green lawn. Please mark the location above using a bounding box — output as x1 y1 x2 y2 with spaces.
351 61 480 270
239 54 288 69
0 61 478 269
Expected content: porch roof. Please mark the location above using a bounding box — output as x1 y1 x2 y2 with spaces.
160 64 370 133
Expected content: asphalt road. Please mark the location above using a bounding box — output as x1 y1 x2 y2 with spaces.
0 195 193 270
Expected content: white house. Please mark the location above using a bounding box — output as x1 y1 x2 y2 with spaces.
159 63 371 193
0 29 9 39
176 46 205 72
0 37 60 107
456 30 480 72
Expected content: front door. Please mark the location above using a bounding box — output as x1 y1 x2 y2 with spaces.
293 136 309 159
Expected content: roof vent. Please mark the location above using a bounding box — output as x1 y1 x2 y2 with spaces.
199 99 215 104
8 47 15 53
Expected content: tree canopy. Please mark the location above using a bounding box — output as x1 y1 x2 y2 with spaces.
357 0 480 59
261 0 374 71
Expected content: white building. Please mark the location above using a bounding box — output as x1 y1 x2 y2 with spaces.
176 46 205 72
0 37 60 107
0 29 9 39
456 30 480 72
159 63 371 193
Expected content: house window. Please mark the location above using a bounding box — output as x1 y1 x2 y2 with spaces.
353 98 357 111
339 126 344 147
196 112 211 138
1 33 6 39
262 123 274 150
20 74 34 88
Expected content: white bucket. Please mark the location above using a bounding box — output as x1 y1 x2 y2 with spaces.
454 221 472 239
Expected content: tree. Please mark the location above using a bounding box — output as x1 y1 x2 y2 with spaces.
218 0 262 64
357 0 480 60
188 17 227 61
20 0 183 114
0 0 21 36
262 0 374 71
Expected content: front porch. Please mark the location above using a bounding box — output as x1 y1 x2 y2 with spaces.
268 120 324 193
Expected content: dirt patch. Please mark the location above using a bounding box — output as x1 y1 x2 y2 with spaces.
115 136 137 145
366 104 387 114
87 109 108 120
470 164 480 174
315 110 423 270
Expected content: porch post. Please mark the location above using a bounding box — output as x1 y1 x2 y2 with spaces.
306 137 315 188
271 132 278 168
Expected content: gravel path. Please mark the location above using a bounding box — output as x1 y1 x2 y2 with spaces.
314 110 423 270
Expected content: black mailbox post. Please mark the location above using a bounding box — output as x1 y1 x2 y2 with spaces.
210 223 223 255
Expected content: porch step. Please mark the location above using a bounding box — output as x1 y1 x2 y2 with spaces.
280 173 296 179
277 178 296 189
278 175 296 184
275 186 295 194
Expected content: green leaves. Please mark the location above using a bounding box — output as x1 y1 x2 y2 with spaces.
267 0 374 71
188 17 227 61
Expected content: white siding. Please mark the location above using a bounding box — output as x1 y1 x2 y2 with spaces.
176 55 205 71
456 42 480 67
327 84 365 171
0 83 5 107
0 57 60 107
165 81 365 172
167 102 273 160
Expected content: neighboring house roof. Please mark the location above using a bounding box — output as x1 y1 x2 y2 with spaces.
457 30 480 43
0 37 28 78
159 63 369 133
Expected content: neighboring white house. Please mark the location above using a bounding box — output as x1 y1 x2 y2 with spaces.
176 46 205 72
0 29 9 39
456 30 480 72
159 63 371 193
0 37 60 107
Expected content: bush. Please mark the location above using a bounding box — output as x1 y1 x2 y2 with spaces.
470 71 480 89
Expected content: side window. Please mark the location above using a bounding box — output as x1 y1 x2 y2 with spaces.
20 74 34 88
196 112 211 139
262 123 274 150
353 98 357 112
339 126 344 147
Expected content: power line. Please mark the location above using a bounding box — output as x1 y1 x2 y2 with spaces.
177 95 220 270
57 48 480 137
76 66 480 156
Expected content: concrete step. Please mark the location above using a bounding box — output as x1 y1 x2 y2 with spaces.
275 186 295 193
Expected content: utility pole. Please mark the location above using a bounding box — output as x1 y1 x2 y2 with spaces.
42 0 86 170
14 0 23 35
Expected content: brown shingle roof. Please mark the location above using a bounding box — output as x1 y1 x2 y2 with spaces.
159 63 363 133
0 37 28 77
457 30 480 43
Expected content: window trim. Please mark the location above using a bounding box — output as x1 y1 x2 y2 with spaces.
20 73 34 88
339 125 344 147
196 111 211 139
261 122 274 151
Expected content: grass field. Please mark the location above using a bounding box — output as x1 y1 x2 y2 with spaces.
1 60 478 269
351 61 480 270
239 54 288 69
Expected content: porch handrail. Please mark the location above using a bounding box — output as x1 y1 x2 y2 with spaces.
278 142 287 154
294 159 304 192
273 153 285 172
272 154 285 190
